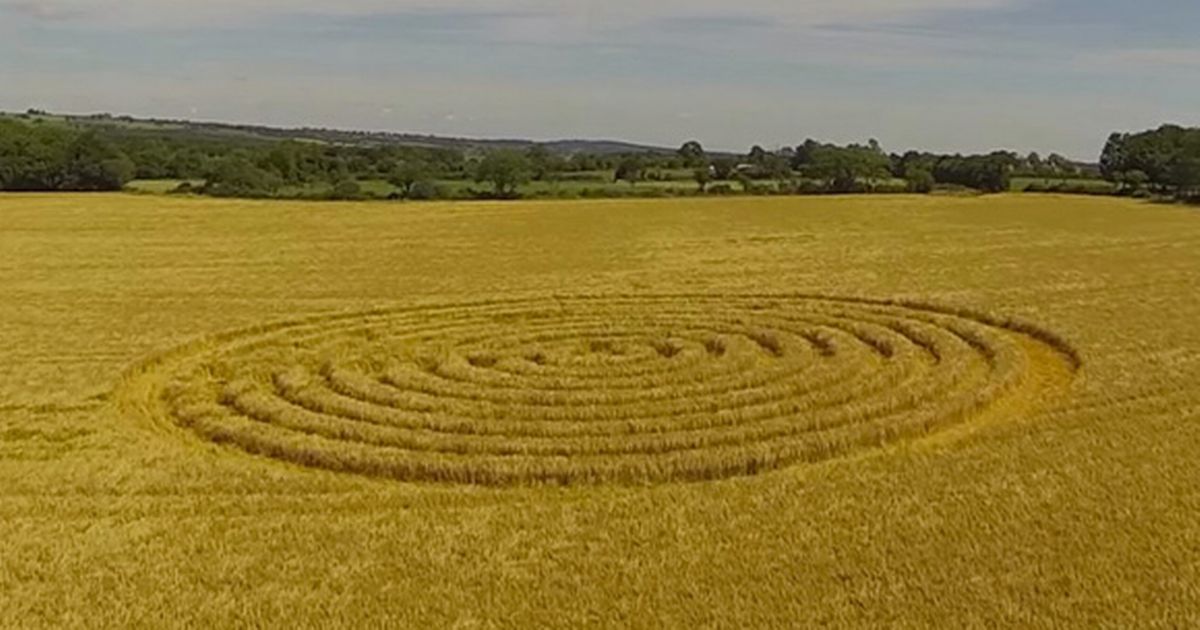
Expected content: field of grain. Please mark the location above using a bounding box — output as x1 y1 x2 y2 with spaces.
1 193 1198 627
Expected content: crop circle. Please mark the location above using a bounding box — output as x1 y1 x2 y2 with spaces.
119 294 1078 486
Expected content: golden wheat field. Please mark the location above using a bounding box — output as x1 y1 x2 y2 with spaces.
1 192 1198 627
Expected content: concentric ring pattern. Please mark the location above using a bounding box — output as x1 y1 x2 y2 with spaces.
120 295 1079 486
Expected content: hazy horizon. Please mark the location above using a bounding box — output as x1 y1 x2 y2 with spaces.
3 0 1198 160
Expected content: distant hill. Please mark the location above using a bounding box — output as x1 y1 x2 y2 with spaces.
2 110 675 156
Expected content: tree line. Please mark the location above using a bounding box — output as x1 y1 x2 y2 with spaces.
1100 125 1200 200
0 119 135 191
671 139 1092 195
1 113 1196 202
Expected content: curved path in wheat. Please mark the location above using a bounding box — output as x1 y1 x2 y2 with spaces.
115 294 1079 485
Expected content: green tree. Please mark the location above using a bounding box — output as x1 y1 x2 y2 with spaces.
906 169 935 193
406 180 442 201
1099 132 1127 181
932 152 1017 193
389 160 433 198
1046 153 1078 175
734 170 754 193
1117 169 1149 192
202 154 283 198
803 142 892 193
1026 152 1044 174
474 150 532 197
791 139 820 170
693 167 712 193
329 179 362 200
1100 125 1200 195
761 154 793 181
614 156 644 186
524 145 564 182
62 132 136 191
1169 155 1200 195
264 142 305 183
710 157 737 180
677 141 706 168
0 123 134 191
747 145 769 166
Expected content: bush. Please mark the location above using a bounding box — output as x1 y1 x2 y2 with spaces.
930 183 980 196
932 152 1017 192
201 156 282 198
795 180 825 195
329 179 363 200
906 170 935 193
872 180 909 194
406 180 441 200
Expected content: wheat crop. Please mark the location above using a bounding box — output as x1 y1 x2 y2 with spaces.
2 193 1198 628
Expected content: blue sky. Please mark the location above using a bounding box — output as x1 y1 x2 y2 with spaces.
1 0 1197 159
